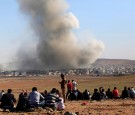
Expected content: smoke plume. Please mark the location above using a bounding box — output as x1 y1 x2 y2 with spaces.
17 0 104 70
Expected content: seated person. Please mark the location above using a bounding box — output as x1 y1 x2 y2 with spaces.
0 90 5 100
106 88 113 99
68 90 77 100
0 89 16 112
76 89 83 100
44 88 60 110
83 89 90 100
16 90 31 111
28 87 44 107
41 90 48 98
112 87 120 99
91 88 101 101
56 90 65 110
100 88 106 99
130 87 135 99
121 86 130 99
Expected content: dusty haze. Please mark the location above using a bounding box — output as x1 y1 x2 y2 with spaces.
17 0 104 70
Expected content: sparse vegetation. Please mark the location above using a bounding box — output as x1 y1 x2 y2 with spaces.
0 75 135 114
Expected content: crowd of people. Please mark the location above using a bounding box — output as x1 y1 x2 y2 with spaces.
0 87 65 112
0 74 134 112
91 86 135 101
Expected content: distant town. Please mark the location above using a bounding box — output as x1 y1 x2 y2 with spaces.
0 59 135 77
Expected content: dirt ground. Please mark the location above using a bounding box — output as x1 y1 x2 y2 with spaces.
0 99 135 115
0 75 135 115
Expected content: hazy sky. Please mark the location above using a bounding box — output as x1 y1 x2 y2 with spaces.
0 0 135 64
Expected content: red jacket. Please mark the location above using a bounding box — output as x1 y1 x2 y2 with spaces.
67 82 72 90
113 89 119 97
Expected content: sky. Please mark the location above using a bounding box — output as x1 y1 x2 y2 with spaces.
0 0 135 64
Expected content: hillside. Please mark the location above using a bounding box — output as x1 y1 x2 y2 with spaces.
93 59 135 66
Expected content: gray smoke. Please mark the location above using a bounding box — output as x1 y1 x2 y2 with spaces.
17 0 104 70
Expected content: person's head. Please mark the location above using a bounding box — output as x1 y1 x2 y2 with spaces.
56 89 60 96
72 80 74 82
51 88 57 94
21 89 27 95
124 86 127 90
1 90 4 92
68 80 70 83
128 87 131 90
24 92 28 96
61 74 64 79
94 88 98 93
32 87 37 91
114 87 117 90
102 88 105 92
44 90 47 94
99 87 103 91
7 89 12 94
107 88 110 91
58 92 62 97
131 87 134 90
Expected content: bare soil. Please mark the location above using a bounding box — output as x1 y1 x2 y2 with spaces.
0 75 135 115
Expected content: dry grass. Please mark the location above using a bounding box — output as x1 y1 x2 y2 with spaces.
0 75 135 96
0 75 135 114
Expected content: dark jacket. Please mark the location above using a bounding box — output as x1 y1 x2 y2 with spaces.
121 89 130 99
16 93 30 111
91 92 101 101
0 93 16 108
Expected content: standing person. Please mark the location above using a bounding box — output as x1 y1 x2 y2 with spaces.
66 80 72 99
72 80 78 92
28 87 44 107
59 74 67 102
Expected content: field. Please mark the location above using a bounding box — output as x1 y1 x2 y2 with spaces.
0 75 135 114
